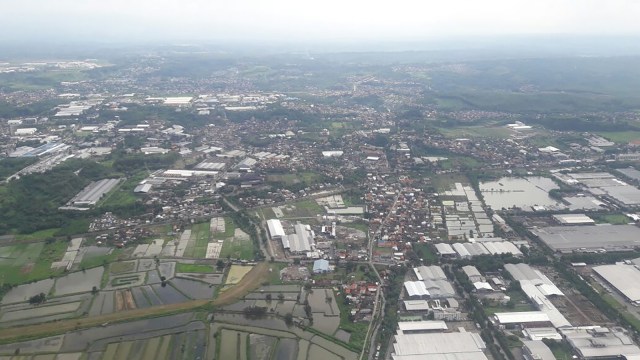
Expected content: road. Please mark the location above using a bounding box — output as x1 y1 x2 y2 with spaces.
362 187 400 360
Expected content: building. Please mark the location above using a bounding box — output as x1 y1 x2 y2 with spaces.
553 214 596 225
522 340 555 360
561 327 640 360
283 224 314 253
397 321 448 335
462 265 483 283
66 179 123 208
504 263 571 328
404 281 429 299
266 219 286 240
411 266 456 298
434 243 457 257
533 225 640 253
593 264 640 305
392 331 488 360
235 157 258 172
14 128 37 136
133 183 152 193
494 311 553 329
313 259 330 274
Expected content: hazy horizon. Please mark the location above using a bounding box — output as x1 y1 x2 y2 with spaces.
3 0 640 44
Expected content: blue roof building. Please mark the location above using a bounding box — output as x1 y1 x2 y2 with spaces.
313 259 330 274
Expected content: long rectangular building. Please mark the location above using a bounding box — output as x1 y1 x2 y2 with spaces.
533 225 640 253
392 331 487 360
593 264 640 304
266 219 285 240
69 178 122 207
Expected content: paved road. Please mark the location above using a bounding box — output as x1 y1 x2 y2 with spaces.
363 187 400 360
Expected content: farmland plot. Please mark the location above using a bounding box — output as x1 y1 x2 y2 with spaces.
54 267 104 296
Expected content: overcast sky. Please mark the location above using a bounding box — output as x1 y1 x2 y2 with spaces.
2 0 639 43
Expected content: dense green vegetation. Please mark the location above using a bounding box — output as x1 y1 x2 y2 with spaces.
0 157 37 181
0 159 106 234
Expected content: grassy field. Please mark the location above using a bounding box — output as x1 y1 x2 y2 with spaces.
0 239 67 285
437 126 512 139
258 207 277 220
593 213 631 225
546 340 575 360
80 248 123 269
184 222 211 258
600 291 640 332
432 173 469 192
596 131 640 144
282 199 324 218
14 228 60 242
98 172 147 209
412 243 438 264
0 242 44 267
175 263 216 273
340 222 369 233
219 233 255 260
212 217 236 240
110 261 136 274
334 290 369 350
266 172 323 186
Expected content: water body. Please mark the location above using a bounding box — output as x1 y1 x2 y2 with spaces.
480 177 565 211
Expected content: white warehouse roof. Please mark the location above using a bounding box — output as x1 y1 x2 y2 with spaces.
392 332 487 360
435 243 456 256
266 219 286 239
404 281 429 297
593 264 640 303
398 320 448 333
494 311 550 324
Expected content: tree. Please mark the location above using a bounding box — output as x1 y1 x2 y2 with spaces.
266 293 272 302
28 292 46 305
91 286 98 295
278 293 285 302
284 313 293 326
216 259 225 270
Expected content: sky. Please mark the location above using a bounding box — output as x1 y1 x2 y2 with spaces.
2 0 639 44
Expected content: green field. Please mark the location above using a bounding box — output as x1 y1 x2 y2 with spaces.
98 172 147 209
412 243 438 265
0 242 44 267
184 222 211 258
431 173 469 192
282 199 324 218
267 172 323 185
594 213 631 225
0 239 67 285
80 248 123 269
596 131 640 144
14 228 60 242
219 235 255 261
175 263 216 273
334 290 369 350
110 261 136 274
437 126 512 139
212 217 236 240
340 222 369 233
